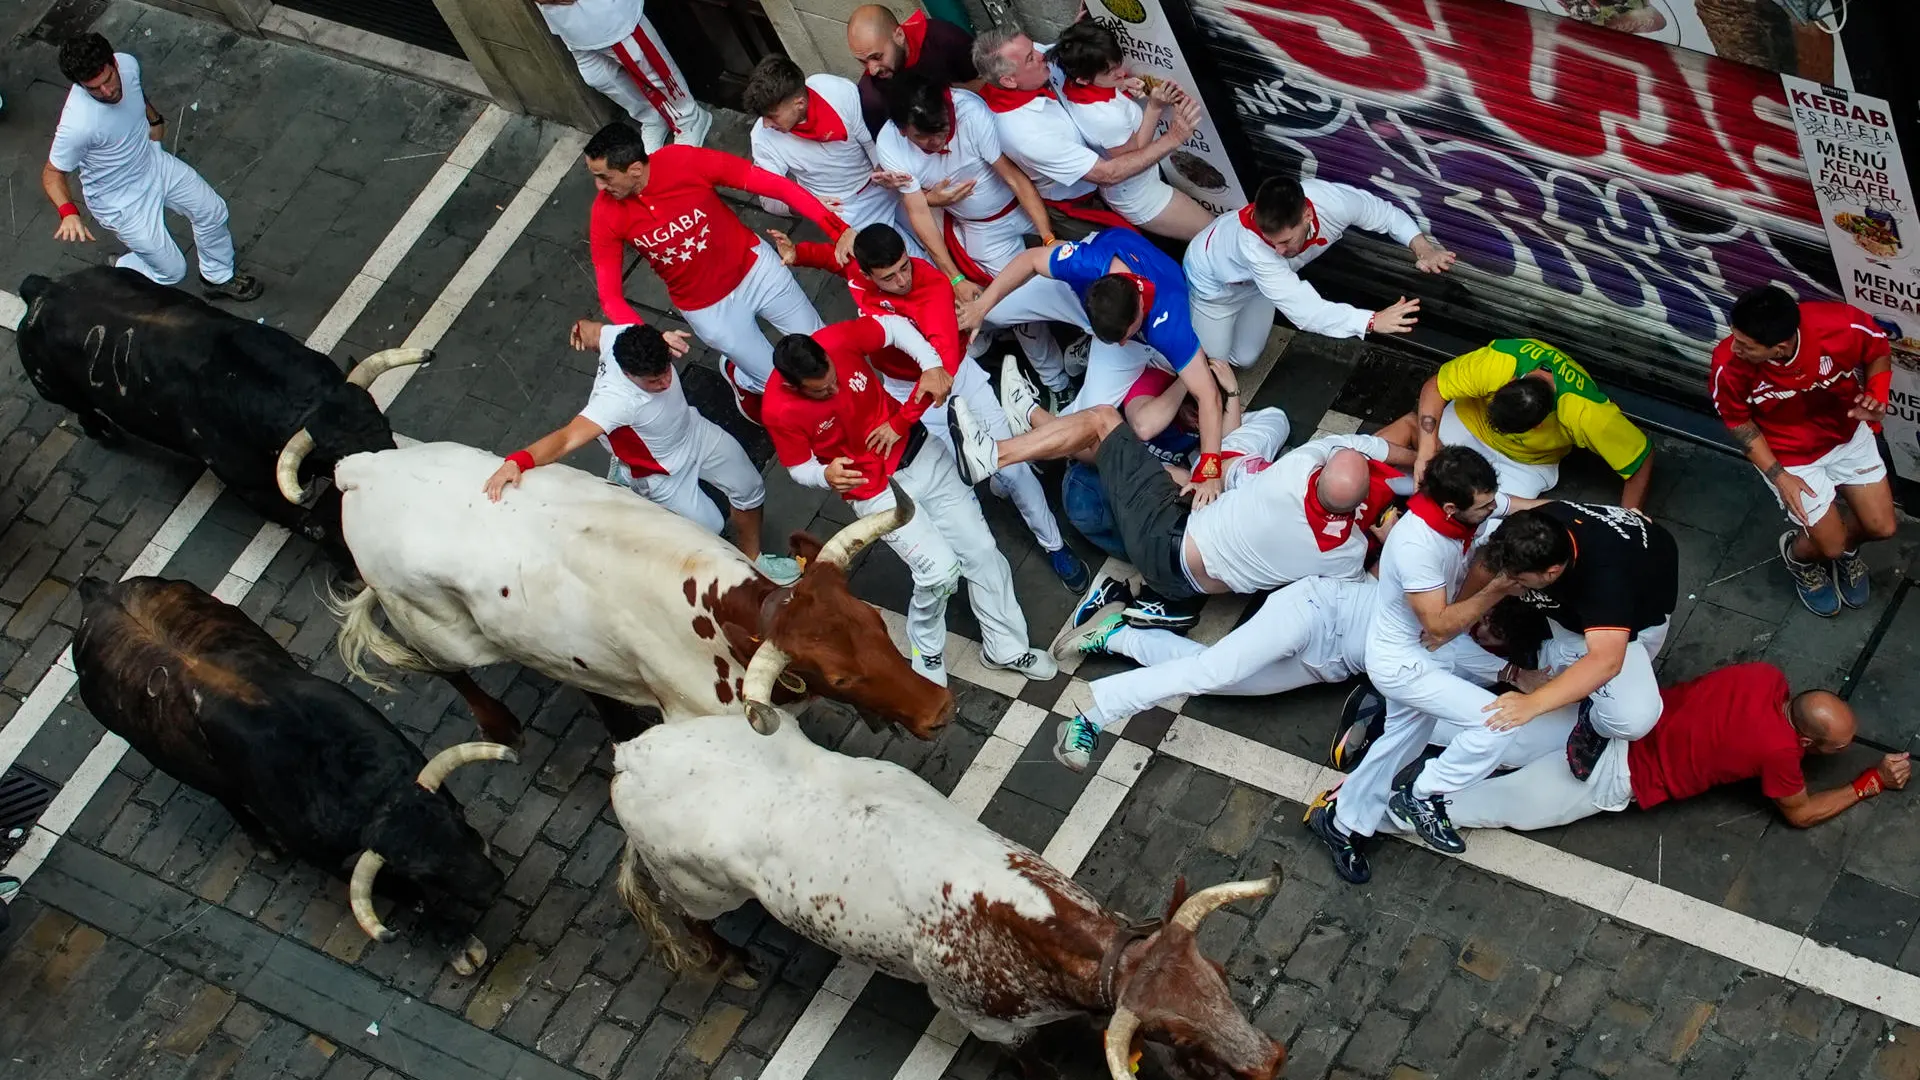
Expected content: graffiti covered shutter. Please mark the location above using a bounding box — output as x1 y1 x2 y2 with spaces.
1183 0 1837 405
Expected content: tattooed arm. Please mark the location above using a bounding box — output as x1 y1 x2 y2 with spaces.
1732 421 1815 526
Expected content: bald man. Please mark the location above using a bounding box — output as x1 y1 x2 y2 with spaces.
1352 661 1911 834
848 4 981 136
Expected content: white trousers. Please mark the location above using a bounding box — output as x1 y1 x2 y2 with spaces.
885 359 1064 552
852 444 1032 665
841 190 926 259
964 214 1083 391
1440 402 1558 499
569 18 711 152
681 242 823 392
1189 284 1274 369
1538 618 1669 739
1401 711 1635 832
1086 575 1369 728
1223 409 1293 480
93 150 236 286
1066 339 1165 415
609 413 764 533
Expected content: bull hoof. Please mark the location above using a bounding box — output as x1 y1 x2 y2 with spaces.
717 956 760 991
449 935 489 976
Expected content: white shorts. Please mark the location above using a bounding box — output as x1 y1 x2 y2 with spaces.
611 413 763 533
1438 402 1559 499
1101 171 1177 228
1768 421 1887 526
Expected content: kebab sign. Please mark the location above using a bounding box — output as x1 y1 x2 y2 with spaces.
1781 75 1920 482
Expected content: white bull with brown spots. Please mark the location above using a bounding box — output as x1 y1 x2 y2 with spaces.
610 712 1287 1080
324 442 954 745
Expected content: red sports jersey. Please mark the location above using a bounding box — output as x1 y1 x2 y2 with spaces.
793 242 963 383
763 319 934 500
1709 301 1890 465
1627 662 1805 809
589 145 848 320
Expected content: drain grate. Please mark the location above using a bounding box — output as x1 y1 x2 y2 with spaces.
0 768 60 860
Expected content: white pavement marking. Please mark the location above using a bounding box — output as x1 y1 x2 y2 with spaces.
1 289 25 331
0 112 587 887
1155 714 1920 1029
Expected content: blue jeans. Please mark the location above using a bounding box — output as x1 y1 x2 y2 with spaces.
1061 462 1127 561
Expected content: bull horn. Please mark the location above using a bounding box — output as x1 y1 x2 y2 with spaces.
416 742 519 792
276 428 317 503
349 851 396 943
1103 1008 1141 1080
816 479 914 568
346 347 433 389
741 641 794 735
1169 868 1284 932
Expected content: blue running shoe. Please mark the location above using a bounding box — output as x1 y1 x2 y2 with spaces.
1048 546 1091 593
1780 531 1839 617
1834 548 1871 609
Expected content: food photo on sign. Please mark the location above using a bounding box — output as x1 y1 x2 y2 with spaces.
1502 0 1840 80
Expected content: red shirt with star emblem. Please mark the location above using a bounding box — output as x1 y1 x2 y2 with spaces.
589 144 848 321
792 241 963 382
1709 301 1890 465
762 318 934 500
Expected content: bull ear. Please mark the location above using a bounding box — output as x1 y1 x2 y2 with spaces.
1162 876 1190 925
789 531 824 565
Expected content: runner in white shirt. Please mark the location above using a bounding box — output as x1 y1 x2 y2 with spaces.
481 320 801 585
534 0 712 153
1307 446 1533 884
971 26 1200 238
1185 176 1456 366
874 75 1089 397
43 36 259 300
743 58 922 257
1049 20 1215 240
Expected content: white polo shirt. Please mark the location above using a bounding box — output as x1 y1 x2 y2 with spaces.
1184 178 1424 339
750 74 890 222
1369 510 1474 659
988 93 1098 203
875 90 1018 222
48 53 157 210
1186 433 1392 593
579 325 698 475
536 0 646 51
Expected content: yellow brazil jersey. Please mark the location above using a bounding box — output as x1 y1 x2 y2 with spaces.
1435 339 1652 477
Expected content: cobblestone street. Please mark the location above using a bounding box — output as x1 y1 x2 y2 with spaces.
3 5 1920 1080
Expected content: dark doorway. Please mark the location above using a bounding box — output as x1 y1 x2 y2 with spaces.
275 0 466 58
647 0 786 111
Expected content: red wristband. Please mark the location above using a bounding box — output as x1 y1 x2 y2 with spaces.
507 451 536 472
1853 767 1884 800
57 203 77 218
1866 369 1892 407
1194 453 1223 482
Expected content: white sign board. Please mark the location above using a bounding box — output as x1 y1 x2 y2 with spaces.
1080 0 1248 215
1781 76 1920 481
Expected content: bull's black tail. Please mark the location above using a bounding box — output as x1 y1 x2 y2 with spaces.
19 275 53 303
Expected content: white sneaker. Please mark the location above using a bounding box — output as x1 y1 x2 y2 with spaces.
673 104 714 148
948 397 1000 485
999 355 1040 437
913 648 948 687
982 648 1058 681
754 553 802 585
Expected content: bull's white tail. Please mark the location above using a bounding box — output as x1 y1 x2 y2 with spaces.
327 583 436 693
616 839 707 974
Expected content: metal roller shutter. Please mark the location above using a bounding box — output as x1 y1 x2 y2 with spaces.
275 0 465 58
1177 0 1838 406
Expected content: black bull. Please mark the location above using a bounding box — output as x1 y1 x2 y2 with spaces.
73 576 511 963
16 268 427 549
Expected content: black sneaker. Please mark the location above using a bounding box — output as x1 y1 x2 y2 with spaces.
1329 679 1386 771
1565 700 1605 781
1122 592 1203 632
1388 779 1465 854
1304 789 1370 884
1069 573 1133 630
201 271 263 301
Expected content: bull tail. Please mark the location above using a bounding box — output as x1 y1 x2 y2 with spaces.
326 581 435 693
616 839 708 974
19 275 51 303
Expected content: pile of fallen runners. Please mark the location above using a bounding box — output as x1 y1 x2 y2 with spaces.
14 2 1910 1075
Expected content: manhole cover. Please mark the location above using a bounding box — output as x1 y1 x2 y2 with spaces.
0 767 59 859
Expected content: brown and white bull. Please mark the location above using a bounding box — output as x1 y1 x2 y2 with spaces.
324 442 954 744
611 713 1286 1080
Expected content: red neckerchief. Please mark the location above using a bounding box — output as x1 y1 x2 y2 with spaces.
1359 460 1403 530
1237 199 1327 249
1120 272 1155 321
978 82 1054 113
900 9 929 68
789 88 848 143
1060 80 1119 104
1408 493 1477 550
1302 462 1403 552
